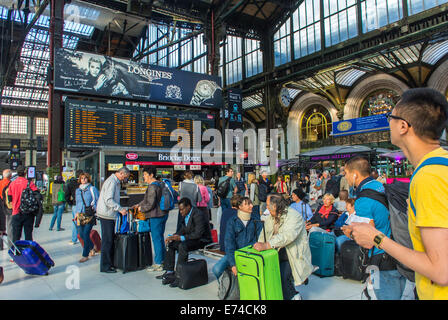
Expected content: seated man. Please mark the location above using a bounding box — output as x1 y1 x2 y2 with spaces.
158 197 212 287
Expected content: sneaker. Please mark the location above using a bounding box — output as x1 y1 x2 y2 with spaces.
146 264 163 272
292 292 302 300
57 228 65 231
68 241 78 245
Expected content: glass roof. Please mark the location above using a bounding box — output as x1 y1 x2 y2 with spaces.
0 5 94 110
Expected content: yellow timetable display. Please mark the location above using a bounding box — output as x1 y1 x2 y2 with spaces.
65 99 215 149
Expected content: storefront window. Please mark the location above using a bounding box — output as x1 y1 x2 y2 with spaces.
300 106 333 141
360 90 400 117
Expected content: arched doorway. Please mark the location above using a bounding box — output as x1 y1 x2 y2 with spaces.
300 105 333 142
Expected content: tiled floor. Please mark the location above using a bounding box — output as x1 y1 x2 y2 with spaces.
0 207 368 300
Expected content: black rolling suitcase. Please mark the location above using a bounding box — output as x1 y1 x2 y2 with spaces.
137 232 153 269
176 258 208 290
114 212 139 273
338 240 366 281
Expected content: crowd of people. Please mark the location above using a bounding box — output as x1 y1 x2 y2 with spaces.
0 88 447 300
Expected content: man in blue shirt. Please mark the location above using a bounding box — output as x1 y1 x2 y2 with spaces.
343 156 404 300
158 198 212 287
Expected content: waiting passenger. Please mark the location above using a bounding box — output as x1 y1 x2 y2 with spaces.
253 194 313 300
212 196 262 280
333 198 356 251
158 198 212 288
74 173 100 263
306 193 339 233
290 189 313 222
219 194 243 252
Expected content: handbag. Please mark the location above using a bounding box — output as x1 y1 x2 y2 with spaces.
78 188 96 226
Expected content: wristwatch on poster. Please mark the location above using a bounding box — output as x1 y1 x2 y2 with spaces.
190 80 220 106
373 232 386 249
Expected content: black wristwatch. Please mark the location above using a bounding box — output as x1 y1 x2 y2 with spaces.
373 233 386 249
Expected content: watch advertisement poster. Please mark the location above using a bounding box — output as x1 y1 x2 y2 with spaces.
226 88 243 129
54 48 223 109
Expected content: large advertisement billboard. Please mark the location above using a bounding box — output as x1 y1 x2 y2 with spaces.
54 48 223 109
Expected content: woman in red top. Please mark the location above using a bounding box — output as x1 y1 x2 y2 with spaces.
306 193 339 232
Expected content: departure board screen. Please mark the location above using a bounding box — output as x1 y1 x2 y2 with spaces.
65 100 215 149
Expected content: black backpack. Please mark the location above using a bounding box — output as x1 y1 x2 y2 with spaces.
218 268 240 300
19 181 39 215
217 177 231 199
357 182 415 282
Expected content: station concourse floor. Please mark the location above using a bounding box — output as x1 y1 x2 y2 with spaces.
0 207 367 300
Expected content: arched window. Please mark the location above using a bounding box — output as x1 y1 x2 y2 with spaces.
300 106 333 141
360 90 400 117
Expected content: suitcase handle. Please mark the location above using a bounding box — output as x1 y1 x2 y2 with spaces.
4 235 21 255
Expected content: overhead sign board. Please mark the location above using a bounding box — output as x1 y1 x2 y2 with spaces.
55 48 223 109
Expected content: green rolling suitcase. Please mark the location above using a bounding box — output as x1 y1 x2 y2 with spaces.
235 245 283 300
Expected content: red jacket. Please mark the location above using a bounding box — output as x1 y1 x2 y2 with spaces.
9 177 38 215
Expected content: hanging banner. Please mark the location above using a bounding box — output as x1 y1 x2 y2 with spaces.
54 48 223 109
332 114 389 137
226 88 243 129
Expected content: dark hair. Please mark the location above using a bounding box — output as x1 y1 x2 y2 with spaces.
183 170 194 180
395 88 448 140
345 156 371 176
237 196 252 208
16 166 25 177
224 167 233 175
292 188 306 200
230 194 244 208
178 197 192 208
143 166 157 178
346 198 355 207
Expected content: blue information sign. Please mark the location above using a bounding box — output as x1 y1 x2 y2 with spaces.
332 114 389 136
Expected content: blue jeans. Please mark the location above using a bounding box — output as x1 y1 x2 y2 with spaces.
77 223 94 258
71 206 79 243
336 235 351 252
372 269 407 300
50 204 65 230
213 256 230 280
149 214 169 265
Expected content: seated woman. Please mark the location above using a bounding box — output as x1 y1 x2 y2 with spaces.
333 199 357 251
212 197 262 280
219 194 243 252
289 189 313 222
306 193 339 233
253 194 313 300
